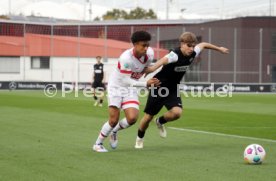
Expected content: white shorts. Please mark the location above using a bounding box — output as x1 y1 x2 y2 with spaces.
107 85 139 110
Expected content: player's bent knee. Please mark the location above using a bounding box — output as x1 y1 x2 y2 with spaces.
170 107 182 120
173 112 182 120
127 117 137 125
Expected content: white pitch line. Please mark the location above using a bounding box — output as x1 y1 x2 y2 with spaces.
168 127 276 143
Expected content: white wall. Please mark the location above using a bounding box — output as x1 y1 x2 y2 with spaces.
0 57 28 81
78 58 117 83
51 57 79 82
25 57 52 81
0 56 118 82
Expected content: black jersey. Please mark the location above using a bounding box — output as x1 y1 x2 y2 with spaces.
93 63 104 81
154 47 196 90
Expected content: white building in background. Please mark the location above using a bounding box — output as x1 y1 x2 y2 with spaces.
0 33 167 83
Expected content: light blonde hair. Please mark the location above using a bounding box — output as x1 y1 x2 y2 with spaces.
179 32 198 44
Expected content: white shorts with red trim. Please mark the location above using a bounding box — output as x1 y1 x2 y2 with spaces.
107 85 140 110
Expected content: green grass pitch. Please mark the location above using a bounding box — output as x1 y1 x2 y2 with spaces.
1 90 276 181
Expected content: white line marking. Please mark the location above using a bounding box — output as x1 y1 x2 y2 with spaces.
168 127 276 143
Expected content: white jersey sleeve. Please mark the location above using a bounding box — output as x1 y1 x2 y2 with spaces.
146 47 154 65
117 55 133 74
165 51 178 63
194 45 202 57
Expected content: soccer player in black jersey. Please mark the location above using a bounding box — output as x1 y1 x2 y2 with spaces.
135 32 229 149
92 56 105 107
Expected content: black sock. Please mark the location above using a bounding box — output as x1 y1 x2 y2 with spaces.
137 129 145 139
158 116 167 125
99 99 103 104
93 96 97 100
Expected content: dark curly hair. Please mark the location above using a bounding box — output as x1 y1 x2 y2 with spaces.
131 31 151 44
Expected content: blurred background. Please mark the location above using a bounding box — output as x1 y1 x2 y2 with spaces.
0 0 276 87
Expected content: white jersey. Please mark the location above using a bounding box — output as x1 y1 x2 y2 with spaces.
107 47 154 109
108 47 154 88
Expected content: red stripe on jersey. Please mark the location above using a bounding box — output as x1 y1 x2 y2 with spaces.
144 54 148 62
132 49 148 64
117 62 132 74
121 100 140 106
120 70 132 74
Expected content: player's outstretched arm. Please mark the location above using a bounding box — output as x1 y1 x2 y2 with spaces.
197 42 229 54
144 56 169 76
143 49 179 77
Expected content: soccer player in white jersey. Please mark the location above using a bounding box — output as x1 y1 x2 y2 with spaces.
92 31 161 152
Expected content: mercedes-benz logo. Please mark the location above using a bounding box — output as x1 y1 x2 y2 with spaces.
9 82 17 90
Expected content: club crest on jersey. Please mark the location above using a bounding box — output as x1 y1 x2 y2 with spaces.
174 65 189 72
124 63 129 69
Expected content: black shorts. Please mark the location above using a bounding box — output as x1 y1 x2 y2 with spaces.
144 88 182 116
92 81 105 90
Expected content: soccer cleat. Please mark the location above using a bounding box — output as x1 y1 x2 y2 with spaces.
92 144 108 152
94 101 98 106
134 137 144 149
99 103 103 107
109 132 118 149
156 118 167 138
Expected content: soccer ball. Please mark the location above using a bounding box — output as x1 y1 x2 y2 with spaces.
244 144 266 164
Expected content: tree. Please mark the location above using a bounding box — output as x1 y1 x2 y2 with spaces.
94 16 101 21
102 9 128 20
0 15 10 20
97 7 157 20
126 7 157 19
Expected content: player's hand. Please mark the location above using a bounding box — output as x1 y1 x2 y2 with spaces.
220 47 229 54
146 78 161 87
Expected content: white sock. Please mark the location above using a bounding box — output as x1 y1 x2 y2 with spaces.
95 121 113 145
112 118 130 133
